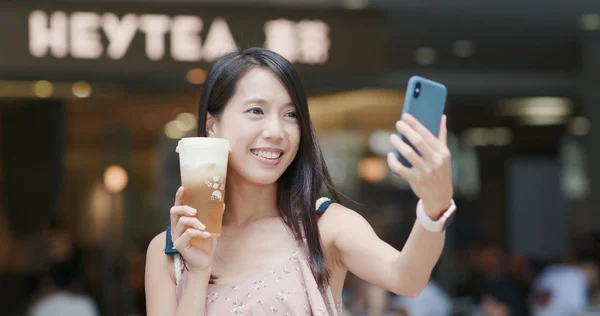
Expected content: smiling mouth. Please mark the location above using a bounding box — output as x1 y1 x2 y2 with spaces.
250 149 283 159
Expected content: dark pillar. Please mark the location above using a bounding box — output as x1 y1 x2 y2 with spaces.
581 30 600 232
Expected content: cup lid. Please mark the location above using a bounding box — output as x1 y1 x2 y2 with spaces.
176 137 231 152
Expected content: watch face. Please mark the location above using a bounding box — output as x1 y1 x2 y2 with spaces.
443 211 456 230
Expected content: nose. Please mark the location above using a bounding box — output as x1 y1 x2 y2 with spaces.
261 115 284 142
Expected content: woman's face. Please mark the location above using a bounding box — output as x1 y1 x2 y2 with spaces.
208 67 301 186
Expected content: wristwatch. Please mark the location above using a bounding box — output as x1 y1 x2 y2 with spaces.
416 199 457 233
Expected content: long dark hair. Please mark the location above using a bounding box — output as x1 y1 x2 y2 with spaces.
196 48 340 290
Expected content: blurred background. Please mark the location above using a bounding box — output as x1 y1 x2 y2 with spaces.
1 0 600 315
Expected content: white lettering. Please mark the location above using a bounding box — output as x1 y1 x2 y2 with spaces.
139 14 171 61
264 19 299 63
26 11 327 65
297 20 330 64
171 16 203 62
102 13 138 60
202 18 237 62
29 10 68 58
70 12 103 59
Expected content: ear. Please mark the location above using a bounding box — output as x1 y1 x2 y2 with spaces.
205 113 218 137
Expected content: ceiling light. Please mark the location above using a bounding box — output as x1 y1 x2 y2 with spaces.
72 81 92 98
103 165 128 193
176 112 197 132
520 116 567 126
164 120 187 139
357 157 387 183
497 97 573 117
414 47 438 65
342 0 369 10
570 117 591 136
452 40 476 57
33 80 53 98
580 13 600 31
186 68 207 85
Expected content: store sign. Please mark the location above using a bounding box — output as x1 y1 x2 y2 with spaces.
0 3 385 81
29 11 331 65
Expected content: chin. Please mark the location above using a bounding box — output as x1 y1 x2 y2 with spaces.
243 169 284 186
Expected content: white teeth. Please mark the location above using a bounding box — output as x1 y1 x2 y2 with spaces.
251 150 282 159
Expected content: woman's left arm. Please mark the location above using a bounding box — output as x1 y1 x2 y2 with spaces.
328 114 454 297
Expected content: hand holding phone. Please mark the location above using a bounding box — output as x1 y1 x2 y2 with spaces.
387 76 454 218
394 76 447 167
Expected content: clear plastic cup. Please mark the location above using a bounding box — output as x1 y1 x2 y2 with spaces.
176 137 230 237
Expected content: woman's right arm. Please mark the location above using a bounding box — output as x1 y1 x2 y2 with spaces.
145 231 180 315
146 187 216 315
145 231 211 316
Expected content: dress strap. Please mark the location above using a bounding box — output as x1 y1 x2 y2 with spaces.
316 197 337 215
174 254 184 285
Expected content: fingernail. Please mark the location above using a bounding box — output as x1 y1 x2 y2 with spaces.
189 208 197 215
203 232 211 237
198 223 206 230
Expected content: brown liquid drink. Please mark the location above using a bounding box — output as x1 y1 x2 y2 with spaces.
181 165 226 236
176 137 230 246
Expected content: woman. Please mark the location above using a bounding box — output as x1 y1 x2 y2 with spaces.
145 48 455 316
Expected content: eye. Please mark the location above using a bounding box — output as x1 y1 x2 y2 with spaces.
246 108 263 115
284 111 297 119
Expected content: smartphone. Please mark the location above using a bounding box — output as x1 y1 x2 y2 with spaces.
395 76 447 168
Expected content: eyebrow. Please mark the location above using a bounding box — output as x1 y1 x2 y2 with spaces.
244 98 295 107
244 98 268 105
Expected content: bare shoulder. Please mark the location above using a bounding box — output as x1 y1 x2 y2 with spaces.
146 231 179 314
146 230 176 284
318 203 376 293
318 203 374 246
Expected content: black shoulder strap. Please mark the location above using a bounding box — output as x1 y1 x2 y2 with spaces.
164 226 179 255
316 197 337 215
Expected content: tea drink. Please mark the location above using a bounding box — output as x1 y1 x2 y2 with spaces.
176 137 230 239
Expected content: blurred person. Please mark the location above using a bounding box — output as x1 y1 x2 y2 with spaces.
27 246 99 316
145 48 457 316
531 251 599 316
389 280 452 316
455 243 506 303
344 274 390 316
480 277 528 316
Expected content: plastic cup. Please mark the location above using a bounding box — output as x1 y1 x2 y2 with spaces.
176 137 230 238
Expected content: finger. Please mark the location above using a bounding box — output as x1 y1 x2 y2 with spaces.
402 113 444 152
173 229 211 249
174 186 184 206
387 152 416 181
439 115 448 144
176 216 206 233
396 120 437 162
170 205 196 238
390 134 428 170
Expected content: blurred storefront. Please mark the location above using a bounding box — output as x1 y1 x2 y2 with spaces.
1 1 599 315
0 2 394 315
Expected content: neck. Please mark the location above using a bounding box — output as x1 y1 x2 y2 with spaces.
223 170 279 227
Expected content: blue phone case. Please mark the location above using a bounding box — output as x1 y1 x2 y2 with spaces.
395 76 447 168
